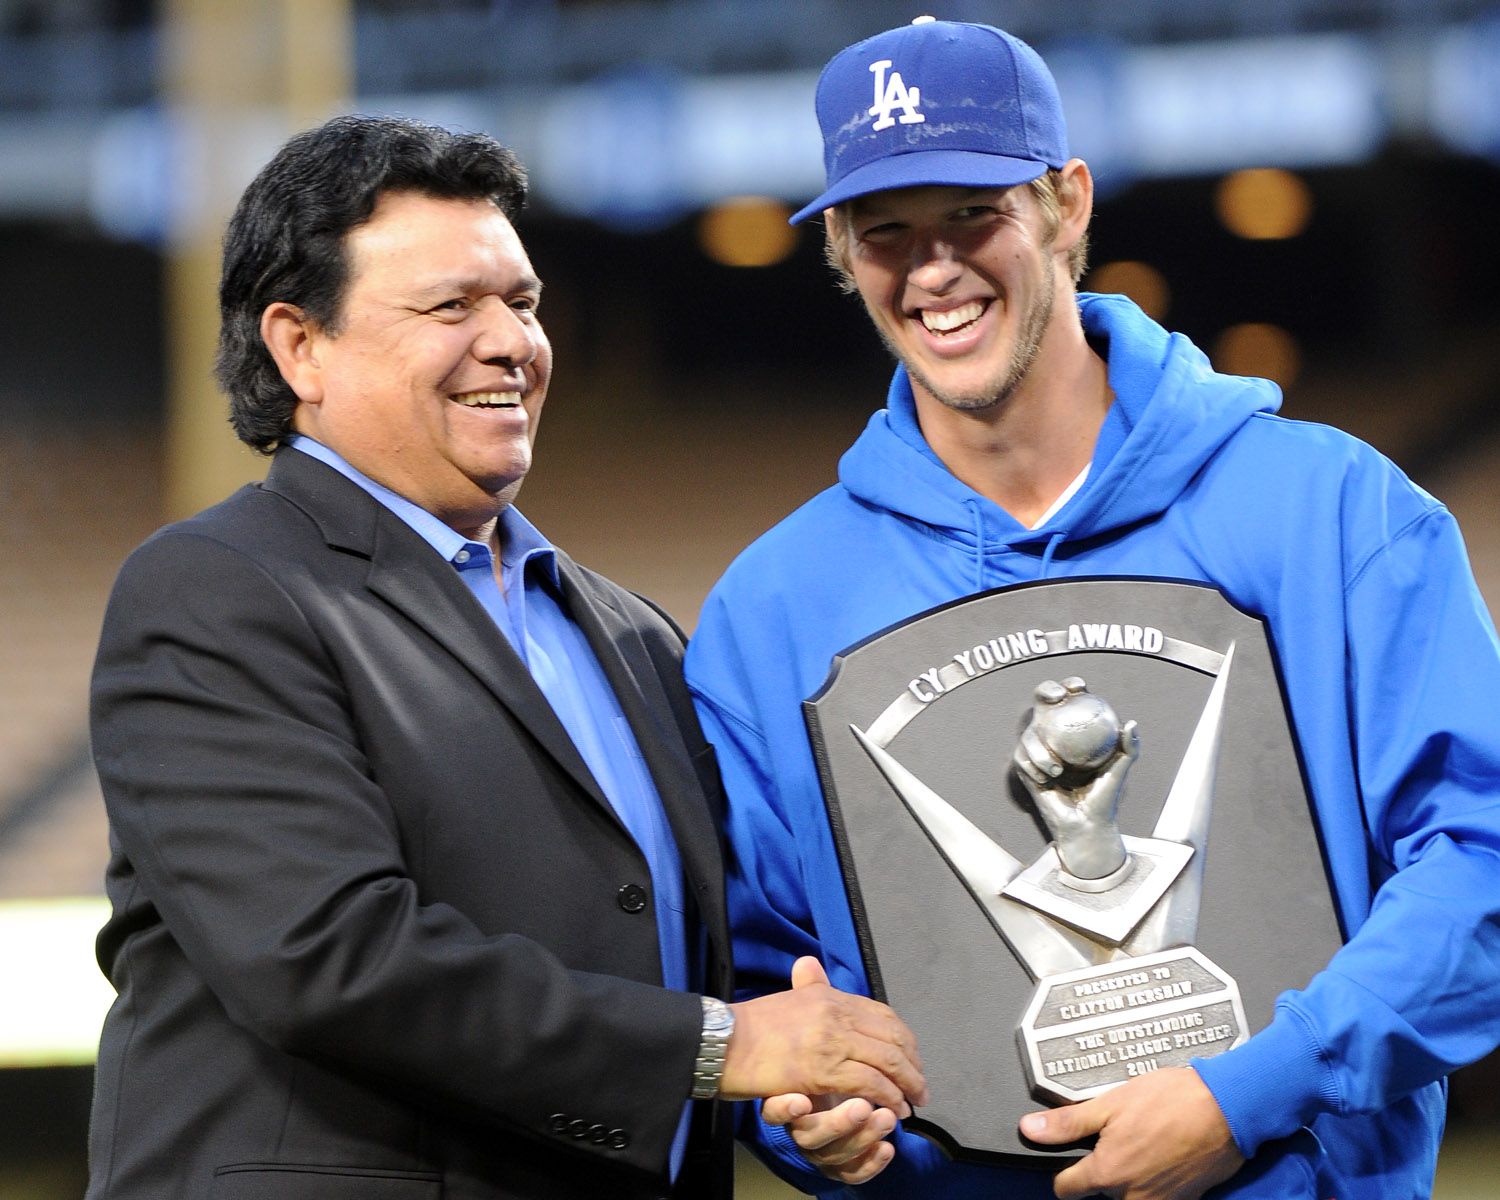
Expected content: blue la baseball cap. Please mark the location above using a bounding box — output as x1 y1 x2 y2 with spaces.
790 17 1069 224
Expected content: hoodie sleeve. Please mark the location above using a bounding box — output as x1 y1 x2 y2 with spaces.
1196 500 1500 1156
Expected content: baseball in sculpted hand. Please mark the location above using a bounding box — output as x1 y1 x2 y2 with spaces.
1013 677 1139 883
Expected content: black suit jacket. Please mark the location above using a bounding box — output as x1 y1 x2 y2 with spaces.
87 449 733 1200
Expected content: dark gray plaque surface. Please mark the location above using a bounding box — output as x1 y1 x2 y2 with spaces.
804 578 1344 1165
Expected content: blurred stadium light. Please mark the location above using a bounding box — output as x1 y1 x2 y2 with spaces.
0 898 112 1067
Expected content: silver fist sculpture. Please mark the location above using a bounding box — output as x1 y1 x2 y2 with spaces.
1012 677 1138 883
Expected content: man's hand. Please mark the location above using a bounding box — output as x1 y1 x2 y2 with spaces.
722 957 928 1117
1019 1067 1244 1200
750 959 908 1185
762 1092 899 1185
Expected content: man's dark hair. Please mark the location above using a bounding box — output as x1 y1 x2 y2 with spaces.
216 114 528 452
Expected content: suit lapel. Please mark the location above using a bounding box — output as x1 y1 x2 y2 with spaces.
556 554 723 911
262 450 618 822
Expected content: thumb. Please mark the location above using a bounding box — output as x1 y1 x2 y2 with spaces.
791 955 830 990
1021 1099 1102 1145
762 1093 815 1126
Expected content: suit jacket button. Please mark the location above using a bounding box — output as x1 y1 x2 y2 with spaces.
549 1113 570 1134
568 1118 590 1139
587 1123 610 1144
609 1129 631 1150
617 883 648 913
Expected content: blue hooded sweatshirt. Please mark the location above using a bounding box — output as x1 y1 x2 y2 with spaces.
686 294 1500 1199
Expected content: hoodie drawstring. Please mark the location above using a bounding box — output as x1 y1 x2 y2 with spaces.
968 499 1069 584
1038 530 1067 579
965 498 985 591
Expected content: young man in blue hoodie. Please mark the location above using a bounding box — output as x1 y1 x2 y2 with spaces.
685 17 1500 1200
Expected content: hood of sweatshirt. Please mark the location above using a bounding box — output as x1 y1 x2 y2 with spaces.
837 293 1281 560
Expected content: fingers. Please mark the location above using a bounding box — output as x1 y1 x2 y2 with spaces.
1022 1099 1113 1200
1036 679 1070 704
1015 724 1061 786
819 1139 895 1186
1096 720 1140 790
790 1098 881 1148
776 1098 901 1186
799 977 926 1106
1051 1158 1106 1200
829 997 929 1107
802 1016 926 1114
845 994 925 1078
817 1041 916 1116
1020 1071 1245 1200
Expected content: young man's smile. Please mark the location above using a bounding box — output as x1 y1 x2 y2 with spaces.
846 184 1059 414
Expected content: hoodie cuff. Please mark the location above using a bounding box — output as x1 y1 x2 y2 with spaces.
1192 1007 1338 1157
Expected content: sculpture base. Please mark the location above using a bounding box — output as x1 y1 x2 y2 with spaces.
1001 837 1194 946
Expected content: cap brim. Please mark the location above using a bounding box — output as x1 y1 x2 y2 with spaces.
789 149 1051 224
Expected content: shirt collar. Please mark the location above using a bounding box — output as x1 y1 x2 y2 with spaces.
287 435 560 586
497 505 561 588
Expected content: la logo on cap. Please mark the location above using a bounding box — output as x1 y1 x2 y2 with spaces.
868 58 925 131
868 15 938 130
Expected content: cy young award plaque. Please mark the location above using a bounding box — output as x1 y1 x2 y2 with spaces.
804 578 1344 1165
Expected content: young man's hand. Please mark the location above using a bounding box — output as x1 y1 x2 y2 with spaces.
1020 1067 1244 1200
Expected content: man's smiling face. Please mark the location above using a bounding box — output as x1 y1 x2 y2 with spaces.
844 183 1059 415
287 190 552 538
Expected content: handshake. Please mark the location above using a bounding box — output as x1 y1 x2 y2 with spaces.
721 956 927 1186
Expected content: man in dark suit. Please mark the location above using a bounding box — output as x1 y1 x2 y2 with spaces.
86 114 926 1200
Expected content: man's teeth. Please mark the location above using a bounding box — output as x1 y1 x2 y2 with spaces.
454 392 517 407
921 301 985 334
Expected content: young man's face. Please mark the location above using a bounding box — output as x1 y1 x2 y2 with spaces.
842 183 1060 415
287 191 552 538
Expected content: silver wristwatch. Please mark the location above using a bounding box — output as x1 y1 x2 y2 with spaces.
691 996 735 1099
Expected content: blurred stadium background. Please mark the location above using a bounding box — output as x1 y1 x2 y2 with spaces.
1 1 1497 1195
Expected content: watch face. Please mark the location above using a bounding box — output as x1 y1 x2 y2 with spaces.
702 998 734 1034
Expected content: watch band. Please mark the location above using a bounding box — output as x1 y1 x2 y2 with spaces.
691 995 735 1100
